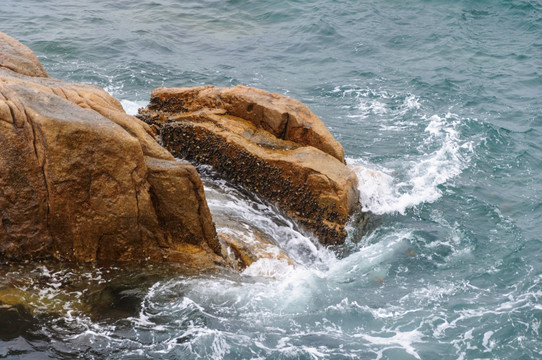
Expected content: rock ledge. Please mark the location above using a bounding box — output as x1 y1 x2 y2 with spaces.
139 85 362 245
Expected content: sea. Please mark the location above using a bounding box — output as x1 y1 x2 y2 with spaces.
1 0 541 359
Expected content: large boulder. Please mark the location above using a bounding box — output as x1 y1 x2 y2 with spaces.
139 86 362 245
146 85 345 163
0 33 225 267
0 33 48 78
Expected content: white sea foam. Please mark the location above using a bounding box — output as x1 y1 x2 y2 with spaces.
402 94 421 111
338 86 472 215
201 171 337 271
340 87 391 121
242 258 296 278
120 99 148 115
335 86 421 126
348 98 388 120
326 230 411 284
354 329 424 360
349 112 472 215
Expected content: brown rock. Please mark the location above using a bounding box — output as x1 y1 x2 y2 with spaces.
0 33 225 267
139 87 362 245
145 158 220 254
218 231 295 270
146 85 345 163
0 33 48 78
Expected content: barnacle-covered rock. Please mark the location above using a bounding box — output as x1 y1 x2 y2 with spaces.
139 86 362 245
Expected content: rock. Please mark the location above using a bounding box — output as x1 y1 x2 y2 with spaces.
88 284 145 320
0 33 48 78
145 85 345 163
0 302 36 341
138 86 362 245
219 231 295 270
0 32 225 267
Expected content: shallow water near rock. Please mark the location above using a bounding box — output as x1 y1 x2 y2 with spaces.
1 0 542 358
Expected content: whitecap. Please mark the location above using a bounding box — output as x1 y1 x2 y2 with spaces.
349 112 473 215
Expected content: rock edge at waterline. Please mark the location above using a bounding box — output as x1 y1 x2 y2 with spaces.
0 32 364 269
0 32 228 268
138 85 364 245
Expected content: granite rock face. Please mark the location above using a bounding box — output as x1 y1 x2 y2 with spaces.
0 32 48 78
139 85 362 245
145 85 346 163
0 32 361 269
0 32 224 266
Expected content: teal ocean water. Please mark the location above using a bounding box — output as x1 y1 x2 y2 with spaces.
1 0 542 359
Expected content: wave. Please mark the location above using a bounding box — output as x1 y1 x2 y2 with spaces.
349 112 473 215
199 167 338 273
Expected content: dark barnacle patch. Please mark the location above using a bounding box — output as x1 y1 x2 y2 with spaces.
159 121 349 244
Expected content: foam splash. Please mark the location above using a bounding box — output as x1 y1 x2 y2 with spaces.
403 94 421 111
120 99 148 115
200 169 337 272
242 258 296 278
349 97 388 120
349 112 473 215
354 329 424 360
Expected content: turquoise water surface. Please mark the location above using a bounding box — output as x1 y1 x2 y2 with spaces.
1 0 542 359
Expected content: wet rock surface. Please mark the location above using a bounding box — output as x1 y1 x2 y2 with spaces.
139 86 363 245
0 31 363 269
0 302 36 341
0 32 224 267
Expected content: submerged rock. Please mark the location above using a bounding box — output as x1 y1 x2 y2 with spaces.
87 284 146 320
0 32 224 267
219 231 294 269
0 302 36 341
139 85 363 245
